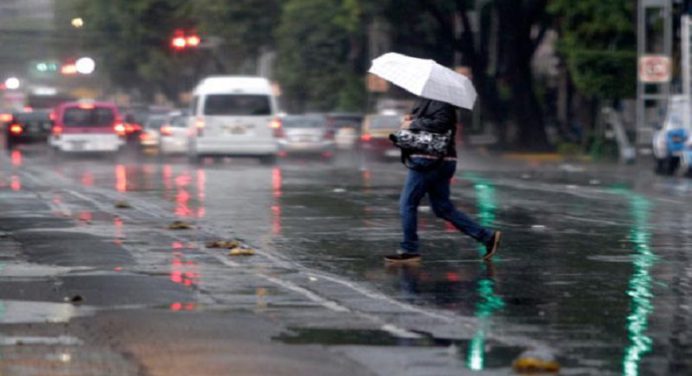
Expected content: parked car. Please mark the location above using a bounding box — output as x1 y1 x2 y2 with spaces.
275 114 335 158
48 101 125 155
653 95 692 174
360 113 404 159
3 109 52 149
324 113 363 150
187 76 280 164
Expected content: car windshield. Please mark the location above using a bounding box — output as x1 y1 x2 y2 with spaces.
330 117 362 129
145 117 166 129
368 115 401 129
62 107 115 127
203 95 271 116
169 115 188 127
14 112 51 128
282 116 325 128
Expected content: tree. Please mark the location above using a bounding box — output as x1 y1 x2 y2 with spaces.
75 0 201 102
548 0 636 152
274 0 367 112
186 0 281 73
548 0 636 99
371 0 553 150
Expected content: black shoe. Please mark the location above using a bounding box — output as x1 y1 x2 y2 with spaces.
483 231 501 261
384 252 422 264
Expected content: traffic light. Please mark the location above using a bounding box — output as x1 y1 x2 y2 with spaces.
170 30 201 50
36 62 59 73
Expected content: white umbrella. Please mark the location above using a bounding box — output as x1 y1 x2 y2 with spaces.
368 52 477 110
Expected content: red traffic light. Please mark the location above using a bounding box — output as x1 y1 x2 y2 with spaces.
171 36 187 50
186 35 200 47
170 30 201 50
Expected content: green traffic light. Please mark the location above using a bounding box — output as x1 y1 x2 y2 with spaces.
35 62 59 72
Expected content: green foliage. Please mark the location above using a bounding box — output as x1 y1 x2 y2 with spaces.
549 0 636 99
76 0 194 100
556 142 582 157
186 0 280 70
275 0 366 112
566 49 636 98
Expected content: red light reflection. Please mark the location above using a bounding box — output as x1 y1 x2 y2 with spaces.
446 272 461 283
362 169 372 193
272 167 282 198
11 150 22 166
78 211 92 222
170 302 197 311
170 255 198 286
196 169 206 200
271 205 282 235
114 217 123 245
115 164 127 192
170 242 199 288
81 171 94 187
174 172 192 218
10 176 21 191
271 167 283 234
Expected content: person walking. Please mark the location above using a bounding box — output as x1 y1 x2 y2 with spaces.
384 97 501 264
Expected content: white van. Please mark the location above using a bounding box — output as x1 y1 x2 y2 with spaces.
188 76 280 163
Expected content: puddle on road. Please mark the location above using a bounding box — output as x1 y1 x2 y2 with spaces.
274 327 525 368
0 263 91 278
0 335 83 346
0 300 94 324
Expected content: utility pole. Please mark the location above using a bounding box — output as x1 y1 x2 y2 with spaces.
637 0 673 150
682 2 692 131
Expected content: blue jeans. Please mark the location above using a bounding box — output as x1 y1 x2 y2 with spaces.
399 158 492 253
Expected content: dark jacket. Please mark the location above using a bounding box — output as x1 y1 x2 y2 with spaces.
409 98 457 158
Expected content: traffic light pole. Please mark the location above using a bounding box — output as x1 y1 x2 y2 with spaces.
683 14 691 133
637 0 673 149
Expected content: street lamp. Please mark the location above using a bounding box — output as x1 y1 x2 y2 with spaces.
75 57 96 75
71 17 84 28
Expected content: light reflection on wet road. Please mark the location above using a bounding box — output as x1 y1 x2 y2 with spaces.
3 148 692 374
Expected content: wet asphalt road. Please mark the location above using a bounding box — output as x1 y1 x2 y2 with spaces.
1 144 692 375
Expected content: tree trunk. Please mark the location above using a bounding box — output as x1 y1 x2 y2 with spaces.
498 0 551 150
511 65 551 150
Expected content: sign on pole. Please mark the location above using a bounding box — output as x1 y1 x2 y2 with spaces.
638 55 672 83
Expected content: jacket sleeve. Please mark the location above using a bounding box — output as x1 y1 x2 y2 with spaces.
409 101 455 134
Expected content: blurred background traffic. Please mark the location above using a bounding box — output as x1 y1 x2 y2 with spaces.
0 0 689 167
2 1 692 169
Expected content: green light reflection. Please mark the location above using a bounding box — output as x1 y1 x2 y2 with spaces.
464 173 505 370
611 188 656 376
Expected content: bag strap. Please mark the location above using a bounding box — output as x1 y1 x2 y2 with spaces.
400 149 445 171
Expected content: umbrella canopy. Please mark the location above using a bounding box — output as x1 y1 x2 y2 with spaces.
368 52 477 110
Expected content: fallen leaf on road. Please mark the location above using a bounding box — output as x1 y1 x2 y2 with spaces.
115 201 132 209
229 247 256 256
206 240 242 249
168 221 192 230
513 349 560 373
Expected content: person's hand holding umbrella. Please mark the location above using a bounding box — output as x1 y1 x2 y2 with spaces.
401 114 413 129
